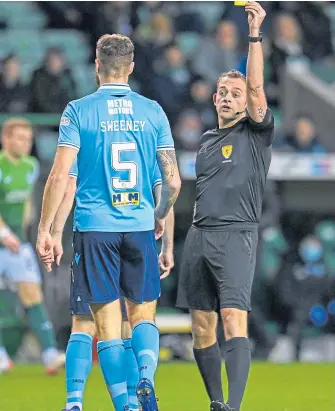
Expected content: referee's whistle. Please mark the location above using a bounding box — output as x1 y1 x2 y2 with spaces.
234 1 248 5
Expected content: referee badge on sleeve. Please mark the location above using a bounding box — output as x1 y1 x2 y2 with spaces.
222 145 233 159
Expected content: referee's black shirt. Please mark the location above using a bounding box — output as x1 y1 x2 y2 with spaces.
193 109 274 231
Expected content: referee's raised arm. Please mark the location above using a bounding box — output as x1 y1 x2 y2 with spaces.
245 2 267 123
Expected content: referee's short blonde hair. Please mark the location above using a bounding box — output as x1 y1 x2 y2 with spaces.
217 69 246 85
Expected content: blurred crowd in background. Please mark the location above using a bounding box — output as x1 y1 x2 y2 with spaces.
1 1 335 362
1 1 335 152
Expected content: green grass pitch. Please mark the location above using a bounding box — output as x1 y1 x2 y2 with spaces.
1 362 334 411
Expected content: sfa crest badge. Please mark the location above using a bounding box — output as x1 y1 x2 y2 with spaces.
222 145 233 159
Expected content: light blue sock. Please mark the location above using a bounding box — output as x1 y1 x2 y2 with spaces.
97 339 128 411
124 338 140 410
132 321 159 386
65 333 93 411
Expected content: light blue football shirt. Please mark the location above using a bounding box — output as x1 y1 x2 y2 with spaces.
59 83 173 232
69 158 162 189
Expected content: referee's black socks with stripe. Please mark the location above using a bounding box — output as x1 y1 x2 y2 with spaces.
225 337 251 411
193 342 224 404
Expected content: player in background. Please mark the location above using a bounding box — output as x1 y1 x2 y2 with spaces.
36 34 181 411
42 161 174 411
0 118 65 374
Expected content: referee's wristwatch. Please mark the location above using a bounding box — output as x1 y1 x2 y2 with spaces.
248 32 263 43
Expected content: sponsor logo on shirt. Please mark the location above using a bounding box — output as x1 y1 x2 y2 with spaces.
107 99 133 115
60 117 70 126
5 190 29 202
112 191 140 206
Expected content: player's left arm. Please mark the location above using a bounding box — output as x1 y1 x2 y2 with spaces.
245 2 268 123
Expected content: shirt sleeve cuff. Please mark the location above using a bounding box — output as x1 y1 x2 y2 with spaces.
58 142 80 151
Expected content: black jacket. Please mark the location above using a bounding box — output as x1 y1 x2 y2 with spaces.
0 75 29 113
29 66 77 113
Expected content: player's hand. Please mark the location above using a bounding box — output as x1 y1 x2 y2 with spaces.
36 230 54 272
159 250 175 279
1 232 21 253
154 214 166 240
245 2 266 32
52 235 64 266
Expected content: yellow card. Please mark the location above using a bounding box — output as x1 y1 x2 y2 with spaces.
234 1 248 6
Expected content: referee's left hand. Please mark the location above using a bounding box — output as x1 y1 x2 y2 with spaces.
245 2 266 30
159 250 174 279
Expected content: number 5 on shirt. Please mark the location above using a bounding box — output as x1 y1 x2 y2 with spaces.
111 142 138 189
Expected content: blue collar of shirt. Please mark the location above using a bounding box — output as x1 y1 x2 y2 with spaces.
98 83 131 93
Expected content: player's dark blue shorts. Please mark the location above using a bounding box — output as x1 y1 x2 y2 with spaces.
70 286 128 319
70 230 160 307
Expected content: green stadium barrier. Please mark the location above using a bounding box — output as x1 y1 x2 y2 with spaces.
0 114 61 126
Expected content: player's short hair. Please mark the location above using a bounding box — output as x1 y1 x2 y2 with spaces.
217 69 246 85
96 34 134 76
1 118 32 138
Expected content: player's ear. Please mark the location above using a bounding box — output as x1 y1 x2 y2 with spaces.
213 93 217 106
95 58 100 74
129 62 135 75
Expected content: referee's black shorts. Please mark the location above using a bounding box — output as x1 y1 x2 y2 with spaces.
177 225 258 313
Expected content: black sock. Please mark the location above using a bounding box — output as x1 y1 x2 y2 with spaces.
193 342 224 403
225 337 251 411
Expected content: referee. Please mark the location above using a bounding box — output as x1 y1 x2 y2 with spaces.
177 3 273 411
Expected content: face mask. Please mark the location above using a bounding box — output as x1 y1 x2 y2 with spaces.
299 245 322 263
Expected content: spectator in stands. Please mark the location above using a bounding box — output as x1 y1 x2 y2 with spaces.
152 45 191 120
281 116 327 154
135 11 174 48
269 13 306 106
29 48 77 113
133 11 175 97
270 235 328 362
192 20 240 84
94 2 133 39
0 54 28 114
182 77 216 132
174 109 202 151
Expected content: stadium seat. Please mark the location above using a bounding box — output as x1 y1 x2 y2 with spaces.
0 2 47 29
182 2 225 32
176 32 201 59
73 64 96 97
259 227 288 279
310 61 335 85
0 31 11 59
270 107 281 129
315 221 335 275
7 14 47 30
20 61 41 84
6 30 45 63
43 30 91 64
